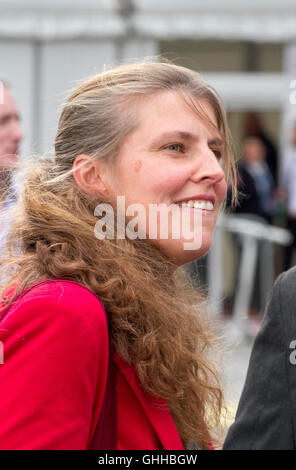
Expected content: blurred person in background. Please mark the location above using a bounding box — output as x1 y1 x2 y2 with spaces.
280 125 296 270
0 79 23 178
226 135 276 320
244 112 278 185
233 135 275 223
0 79 23 247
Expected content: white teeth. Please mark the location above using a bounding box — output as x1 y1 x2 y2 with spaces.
178 200 214 210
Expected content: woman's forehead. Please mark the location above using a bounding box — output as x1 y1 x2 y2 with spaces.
129 90 220 137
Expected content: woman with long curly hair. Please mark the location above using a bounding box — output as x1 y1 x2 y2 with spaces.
0 60 236 450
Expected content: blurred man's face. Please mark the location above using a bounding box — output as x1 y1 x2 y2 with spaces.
0 85 23 168
242 137 266 164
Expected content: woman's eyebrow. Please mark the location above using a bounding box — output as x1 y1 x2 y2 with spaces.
150 131 224 147
151 131 196 145
209 137 224 147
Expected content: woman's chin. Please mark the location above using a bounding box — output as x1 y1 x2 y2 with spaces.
154 236 213 266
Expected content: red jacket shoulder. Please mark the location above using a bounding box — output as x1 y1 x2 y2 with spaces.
0 279 109 449
2 280 108 336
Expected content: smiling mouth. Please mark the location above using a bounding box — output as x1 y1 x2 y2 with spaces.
175 200 214 211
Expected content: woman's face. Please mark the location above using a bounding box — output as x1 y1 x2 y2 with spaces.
102 90 227 265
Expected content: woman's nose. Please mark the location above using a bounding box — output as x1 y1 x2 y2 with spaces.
190 147 225 184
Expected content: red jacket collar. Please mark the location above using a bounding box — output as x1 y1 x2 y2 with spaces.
112 352 184 450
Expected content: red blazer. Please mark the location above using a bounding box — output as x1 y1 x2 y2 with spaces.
0 280 184 450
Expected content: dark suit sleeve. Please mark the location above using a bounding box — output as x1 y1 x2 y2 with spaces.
223 269 296 449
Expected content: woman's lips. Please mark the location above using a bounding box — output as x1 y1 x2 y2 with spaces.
174 194 216 206
177 200 214 211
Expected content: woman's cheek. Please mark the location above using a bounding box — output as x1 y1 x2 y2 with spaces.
150 173 187 197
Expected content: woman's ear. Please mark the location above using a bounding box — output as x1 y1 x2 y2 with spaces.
72 154 108 196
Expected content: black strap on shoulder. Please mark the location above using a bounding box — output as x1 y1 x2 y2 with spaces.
0 278 117 450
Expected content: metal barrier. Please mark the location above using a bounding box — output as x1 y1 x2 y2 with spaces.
207 213 293 339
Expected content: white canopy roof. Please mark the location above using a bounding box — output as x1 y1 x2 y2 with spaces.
0 0 296 42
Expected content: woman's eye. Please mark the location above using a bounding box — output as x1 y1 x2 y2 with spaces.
211 149 222 160
166 143 184 153
0 116 10 126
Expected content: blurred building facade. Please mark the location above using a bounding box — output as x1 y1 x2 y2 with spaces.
1 0 296 166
